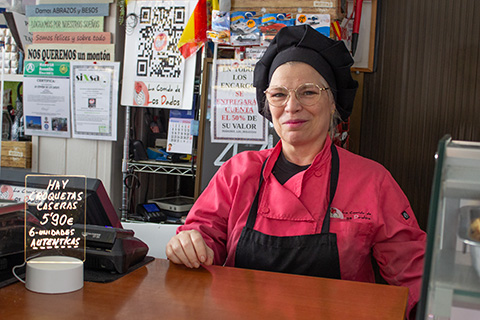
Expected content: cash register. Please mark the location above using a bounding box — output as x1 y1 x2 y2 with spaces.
0 170 150 286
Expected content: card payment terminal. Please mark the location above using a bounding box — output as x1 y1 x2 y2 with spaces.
135 203 167 223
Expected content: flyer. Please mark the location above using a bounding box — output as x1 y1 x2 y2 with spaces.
23 60 71 138
70 61 119 140
211 59 268 144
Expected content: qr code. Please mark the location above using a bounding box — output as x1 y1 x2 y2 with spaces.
136 5 186 78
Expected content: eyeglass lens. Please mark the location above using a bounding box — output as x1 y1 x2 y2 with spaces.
266 83 323 107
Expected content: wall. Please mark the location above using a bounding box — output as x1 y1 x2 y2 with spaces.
31 2 125 213
360 0 480 230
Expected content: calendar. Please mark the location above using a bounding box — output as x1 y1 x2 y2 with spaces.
166 118 193 154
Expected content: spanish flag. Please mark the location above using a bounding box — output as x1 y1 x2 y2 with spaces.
331 20 342 40
178 0 208 59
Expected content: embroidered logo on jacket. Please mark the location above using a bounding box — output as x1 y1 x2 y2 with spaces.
330 207 344 219
330 207 372 220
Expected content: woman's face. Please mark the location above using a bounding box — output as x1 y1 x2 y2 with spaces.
268 62 335 150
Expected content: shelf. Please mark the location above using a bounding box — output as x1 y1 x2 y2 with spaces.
443 171 480 199
1 74 23 82
443 144 480 199
128 160 195 177
433 250 480 298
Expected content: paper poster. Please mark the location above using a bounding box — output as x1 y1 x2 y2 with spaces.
211 59 268 144
25 43 114 62
23 61 71 138
166 118 194 154
70 62 119 141
120 0 196 110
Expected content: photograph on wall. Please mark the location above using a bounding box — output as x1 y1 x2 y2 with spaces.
70 61 119 141
23 60 71 138
211 59 268 144
120 0 196 110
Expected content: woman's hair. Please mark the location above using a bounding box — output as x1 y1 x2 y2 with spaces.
330 108 342 139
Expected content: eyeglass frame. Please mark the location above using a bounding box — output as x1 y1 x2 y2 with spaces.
263 83 330 108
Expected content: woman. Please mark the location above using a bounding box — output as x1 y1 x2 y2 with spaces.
166 25 425 319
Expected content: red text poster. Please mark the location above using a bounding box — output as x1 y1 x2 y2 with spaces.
211 59 267 144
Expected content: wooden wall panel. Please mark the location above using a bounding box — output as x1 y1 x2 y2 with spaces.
361 0 480 230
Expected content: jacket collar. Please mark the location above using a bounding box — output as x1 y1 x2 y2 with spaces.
263 137 333 180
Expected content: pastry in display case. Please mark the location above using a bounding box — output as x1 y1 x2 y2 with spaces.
417 135 480 319
458 206 480 278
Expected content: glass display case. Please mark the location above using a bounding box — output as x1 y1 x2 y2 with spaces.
417 135 480 319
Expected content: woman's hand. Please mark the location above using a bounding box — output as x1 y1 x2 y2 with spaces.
166 230 214 268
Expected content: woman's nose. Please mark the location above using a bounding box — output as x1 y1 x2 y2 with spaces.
283 92 302 112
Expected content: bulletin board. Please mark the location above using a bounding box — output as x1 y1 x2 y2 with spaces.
230 0 342 19
229 0 378 73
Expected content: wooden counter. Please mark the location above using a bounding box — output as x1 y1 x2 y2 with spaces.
0 259 408 319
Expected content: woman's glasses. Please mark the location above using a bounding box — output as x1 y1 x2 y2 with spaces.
264 83 330 108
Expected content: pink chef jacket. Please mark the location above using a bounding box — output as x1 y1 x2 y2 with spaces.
178 137 426 317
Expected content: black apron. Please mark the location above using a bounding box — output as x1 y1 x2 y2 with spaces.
234 143 341 279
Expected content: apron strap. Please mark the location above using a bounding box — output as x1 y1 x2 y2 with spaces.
321 143 340 233
245 160 268 229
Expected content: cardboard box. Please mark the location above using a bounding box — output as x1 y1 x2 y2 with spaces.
1 141 32 168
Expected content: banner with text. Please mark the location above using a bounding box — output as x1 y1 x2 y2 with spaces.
32 32 111 44
28 16 104 32
26 3 109 17
25 43 114 62
211 59 267 144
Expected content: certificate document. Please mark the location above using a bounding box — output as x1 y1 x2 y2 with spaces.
23 61 71 138
70 62 119 140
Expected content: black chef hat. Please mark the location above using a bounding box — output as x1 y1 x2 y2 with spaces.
254 24 358 122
